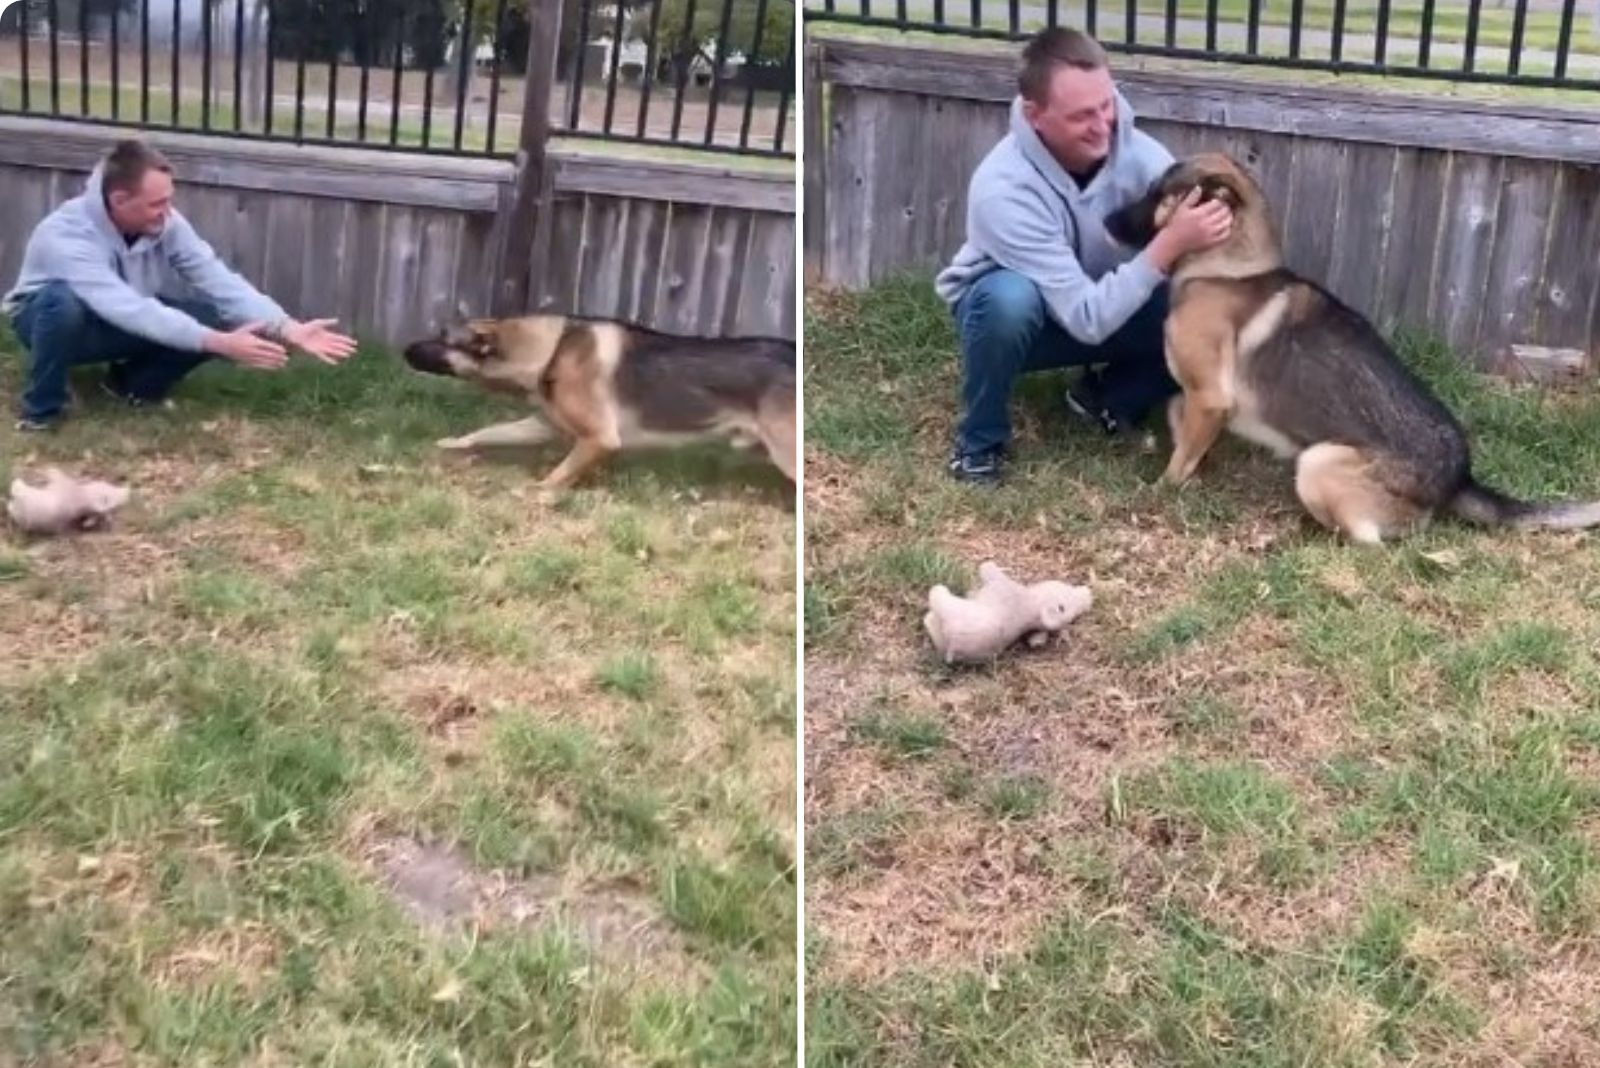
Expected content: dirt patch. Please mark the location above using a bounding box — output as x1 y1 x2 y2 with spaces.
368 835 697 976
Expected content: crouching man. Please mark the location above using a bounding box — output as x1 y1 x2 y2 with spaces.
3 137 357 431
934 27 1233 485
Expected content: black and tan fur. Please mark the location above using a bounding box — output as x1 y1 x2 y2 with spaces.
402 311 796 492
1104 152 1600 543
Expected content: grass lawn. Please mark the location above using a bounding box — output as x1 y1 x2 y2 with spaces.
803 275 1600 1066
0 327 797 1065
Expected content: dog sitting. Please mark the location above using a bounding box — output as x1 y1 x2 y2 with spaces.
402 310 796 494
1103 152 1600 544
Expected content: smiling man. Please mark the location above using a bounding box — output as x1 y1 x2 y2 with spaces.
934 27 1233 485
3 138 357 431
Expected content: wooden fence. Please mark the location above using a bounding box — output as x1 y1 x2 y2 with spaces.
0 127 793 353
805 36 1600 367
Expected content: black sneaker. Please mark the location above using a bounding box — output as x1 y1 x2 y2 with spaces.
1064 376 1126 437
14 415 57 433
947 446 1006 486
101 377 170 409
101 377 140 405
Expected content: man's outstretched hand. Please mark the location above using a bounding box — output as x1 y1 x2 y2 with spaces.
283 318 359 364
204 322 289 369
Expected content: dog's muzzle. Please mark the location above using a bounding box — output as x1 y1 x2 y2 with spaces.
402 339 458 377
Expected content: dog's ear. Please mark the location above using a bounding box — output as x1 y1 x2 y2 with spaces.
463 319 504 359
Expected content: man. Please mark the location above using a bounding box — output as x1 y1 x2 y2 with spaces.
934 27 1233 485
3 138 357 431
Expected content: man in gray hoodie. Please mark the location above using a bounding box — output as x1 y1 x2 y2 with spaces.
934 28 1233 484
3 138 356 431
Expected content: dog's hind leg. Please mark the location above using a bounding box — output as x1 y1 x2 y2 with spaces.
1295 443 1426 545
438 415 558 451
755 393 797 482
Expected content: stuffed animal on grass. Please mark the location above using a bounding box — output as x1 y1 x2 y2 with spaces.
923 560 1092 665
7 467 130 535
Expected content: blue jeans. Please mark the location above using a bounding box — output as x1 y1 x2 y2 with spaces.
953 268 1177 457
10 281 220 422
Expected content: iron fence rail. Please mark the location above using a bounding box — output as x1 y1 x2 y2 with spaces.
802 0 1600 91
0 0 795 158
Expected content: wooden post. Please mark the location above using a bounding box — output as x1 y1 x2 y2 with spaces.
802 41 825 287
493 0 563 316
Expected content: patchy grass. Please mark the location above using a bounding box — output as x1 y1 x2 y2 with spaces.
803 276 1600 1067
0 326 796 1065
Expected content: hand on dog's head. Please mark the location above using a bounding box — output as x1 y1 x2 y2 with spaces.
1105 153 1253 247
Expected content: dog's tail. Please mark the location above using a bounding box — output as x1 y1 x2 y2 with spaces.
1449 478 1600 531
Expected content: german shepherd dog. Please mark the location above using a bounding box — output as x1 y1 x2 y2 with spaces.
402 311 796 493
1103 152 1600 543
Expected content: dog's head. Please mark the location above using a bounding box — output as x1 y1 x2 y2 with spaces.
402 303 503 381
402 305 569 398
1104 153 1254 248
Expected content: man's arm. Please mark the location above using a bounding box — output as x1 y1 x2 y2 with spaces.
165 213 356 363
970 186 1166 346
163 212 292 336
38 230 214 351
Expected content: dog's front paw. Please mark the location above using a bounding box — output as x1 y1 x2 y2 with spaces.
532 485 567 507
436 436 471 451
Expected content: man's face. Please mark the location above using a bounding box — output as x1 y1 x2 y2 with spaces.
107 169 174 237
1023 64 1117 174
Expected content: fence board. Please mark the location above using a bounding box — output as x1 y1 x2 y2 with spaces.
1376 148 1452 335
733 213 796 339
577 194 632 321
1431 153 1504 357
804 50 828 286
822 84 878 289
1478 159 1561 359
1537 165 1600 357
346 199 388 335
1325 145 1399 321
655 203 717 335
300 197 349 326
1283 137 1349 287
623 199 673 327
262 196 313 324
867 92 933 283
700 206 750 336
376 205 424 342
413 212 466 339
537 191 589 316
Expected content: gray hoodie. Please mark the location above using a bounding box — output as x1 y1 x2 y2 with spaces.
2 164 289 351
934 92 1174 345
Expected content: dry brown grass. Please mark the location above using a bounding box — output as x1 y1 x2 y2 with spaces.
805 278 1600 1066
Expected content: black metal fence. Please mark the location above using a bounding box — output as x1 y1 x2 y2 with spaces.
802 0 1600 91
0 0 796 158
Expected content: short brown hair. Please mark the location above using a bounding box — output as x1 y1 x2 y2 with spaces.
101 139 172 196
1018 27 1110 104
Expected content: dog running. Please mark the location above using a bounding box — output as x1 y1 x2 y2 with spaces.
402 310 796 494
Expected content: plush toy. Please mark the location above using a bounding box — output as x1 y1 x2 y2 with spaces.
7 467 131 535
923 560 1092 664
